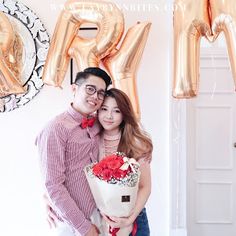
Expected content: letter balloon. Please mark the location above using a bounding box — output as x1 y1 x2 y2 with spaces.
43 0 124 87
173 0 211 98
103 22 151 119
0 12 25 98
209 0 236 91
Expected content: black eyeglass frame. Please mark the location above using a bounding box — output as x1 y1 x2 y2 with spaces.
84 84 105 100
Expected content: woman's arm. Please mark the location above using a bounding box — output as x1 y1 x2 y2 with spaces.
129 160 151 221
102 160 151 228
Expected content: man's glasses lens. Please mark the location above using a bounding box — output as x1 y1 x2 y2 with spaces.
86 85 96 95
85 85 105 100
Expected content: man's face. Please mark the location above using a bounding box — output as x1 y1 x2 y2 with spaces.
72 75 106 115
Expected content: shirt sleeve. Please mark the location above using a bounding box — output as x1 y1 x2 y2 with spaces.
36 121 91 236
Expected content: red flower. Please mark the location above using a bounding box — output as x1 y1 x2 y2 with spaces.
113 169 128 179
98 161 108 169
92 165 103 176
114 156 124 165
107 160 123 170
101 169 113 181
91 153 128 181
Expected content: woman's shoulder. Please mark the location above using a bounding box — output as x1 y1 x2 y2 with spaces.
138 154 152 165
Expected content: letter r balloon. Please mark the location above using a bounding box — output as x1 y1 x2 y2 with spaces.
42 0 124 87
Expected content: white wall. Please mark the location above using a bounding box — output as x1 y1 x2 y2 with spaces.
0 0 171 235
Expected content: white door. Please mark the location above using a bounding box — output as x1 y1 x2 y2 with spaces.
187 42 236 236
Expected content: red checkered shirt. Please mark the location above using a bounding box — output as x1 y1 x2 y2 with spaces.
36 105 100 235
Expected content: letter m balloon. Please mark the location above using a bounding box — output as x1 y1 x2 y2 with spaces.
173 0 236 98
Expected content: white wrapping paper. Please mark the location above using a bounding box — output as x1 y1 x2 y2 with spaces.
84 166 140 236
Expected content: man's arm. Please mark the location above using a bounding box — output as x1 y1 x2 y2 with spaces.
36 122 92 236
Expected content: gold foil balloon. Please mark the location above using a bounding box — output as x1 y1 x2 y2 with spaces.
209 0 236 90
42 0 124 87
103 22 151 120
173 0 212 98
0 12 25 98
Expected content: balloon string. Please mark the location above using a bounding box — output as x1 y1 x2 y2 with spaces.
210 55 216 99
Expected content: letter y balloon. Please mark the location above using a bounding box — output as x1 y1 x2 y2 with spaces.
103 22 152 120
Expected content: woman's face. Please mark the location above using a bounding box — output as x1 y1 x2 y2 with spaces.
98 96 123 134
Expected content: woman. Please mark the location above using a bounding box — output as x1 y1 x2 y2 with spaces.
98 88 152 236
46 88 153 236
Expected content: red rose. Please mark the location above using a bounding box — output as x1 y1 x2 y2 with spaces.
116 155 125 164
91 153 129 181
107 160 123 170
101 169 113 181
98 161 108 169
113 169 128 179
92 165 103 176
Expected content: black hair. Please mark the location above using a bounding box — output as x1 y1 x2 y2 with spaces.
74 67 112 88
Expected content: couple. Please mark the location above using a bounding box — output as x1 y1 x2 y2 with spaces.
36 67 153 236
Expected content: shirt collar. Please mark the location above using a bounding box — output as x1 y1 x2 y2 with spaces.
67 104 101 137
67 104 84 125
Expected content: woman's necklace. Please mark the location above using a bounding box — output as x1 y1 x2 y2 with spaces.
103 132 121 156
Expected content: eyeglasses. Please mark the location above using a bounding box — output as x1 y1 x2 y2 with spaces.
85 85 105 100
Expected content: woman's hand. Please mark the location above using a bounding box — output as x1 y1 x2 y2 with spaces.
43 194 58 228
101 212 135 228
85 224 100 236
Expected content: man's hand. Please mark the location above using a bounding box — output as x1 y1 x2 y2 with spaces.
85 224 100 236
43 194 58 228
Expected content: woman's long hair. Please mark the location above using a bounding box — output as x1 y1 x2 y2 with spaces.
104 88 153 162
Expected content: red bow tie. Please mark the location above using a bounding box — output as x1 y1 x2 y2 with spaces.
81 117 96 129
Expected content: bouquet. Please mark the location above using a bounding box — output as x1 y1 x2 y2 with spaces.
84 152 140 236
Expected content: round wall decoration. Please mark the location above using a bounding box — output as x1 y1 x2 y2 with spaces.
0 0 49 112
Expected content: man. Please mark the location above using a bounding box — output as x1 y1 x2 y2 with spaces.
36 67 112 236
